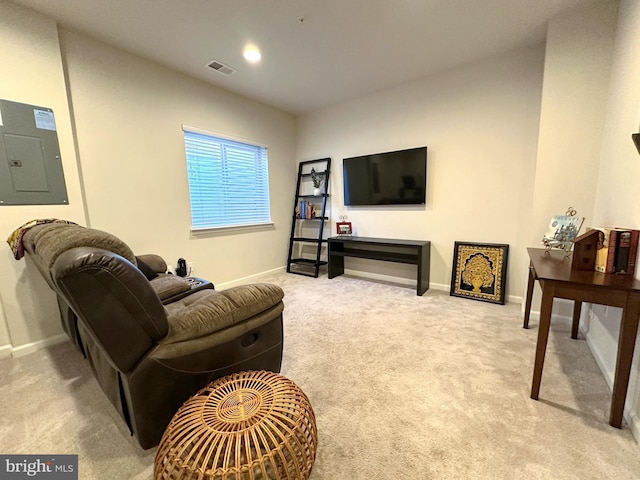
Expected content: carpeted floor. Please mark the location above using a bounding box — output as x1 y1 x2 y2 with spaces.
1 271 639 479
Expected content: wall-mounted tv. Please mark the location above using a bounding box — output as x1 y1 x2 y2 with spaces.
343 146 427 206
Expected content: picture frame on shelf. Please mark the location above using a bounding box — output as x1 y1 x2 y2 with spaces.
450 242 509 305
336 222 352 235
542 214 584 251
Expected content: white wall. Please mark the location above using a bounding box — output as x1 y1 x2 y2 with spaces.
0 0 87 357
587 0 640 441
59 30 297 286
0 2 296 355
524 0 618 318
530 0 618 243
297 45 545 299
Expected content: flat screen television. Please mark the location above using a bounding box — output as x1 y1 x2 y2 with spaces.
343 146 427 206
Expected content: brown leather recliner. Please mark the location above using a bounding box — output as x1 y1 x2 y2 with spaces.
21 224 215 356
21 223 284 449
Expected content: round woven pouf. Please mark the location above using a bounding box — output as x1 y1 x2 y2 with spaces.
154 370 317 480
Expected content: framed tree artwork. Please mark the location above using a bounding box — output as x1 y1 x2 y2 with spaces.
450 242 509 305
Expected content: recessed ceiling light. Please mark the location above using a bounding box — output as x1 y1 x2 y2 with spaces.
243 45 261 63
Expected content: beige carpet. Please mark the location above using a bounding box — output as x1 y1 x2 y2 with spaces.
1 271 639 479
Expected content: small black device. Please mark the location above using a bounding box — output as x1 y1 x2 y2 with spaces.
176 258 188 277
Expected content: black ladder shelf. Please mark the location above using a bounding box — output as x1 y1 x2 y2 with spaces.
287 158 331 277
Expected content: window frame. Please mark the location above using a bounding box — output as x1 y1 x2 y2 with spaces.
182 125 273 233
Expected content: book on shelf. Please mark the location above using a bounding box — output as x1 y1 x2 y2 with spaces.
615 229 632 274
591 227 639 274
297 200 317 219
614 228 640 274
593 227 618 273
627 229 640 275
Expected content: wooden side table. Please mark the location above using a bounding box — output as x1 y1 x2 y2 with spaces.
523 247 640 428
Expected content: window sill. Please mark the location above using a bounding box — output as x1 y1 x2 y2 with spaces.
190 222 275 235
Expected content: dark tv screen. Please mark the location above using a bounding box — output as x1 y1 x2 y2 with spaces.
343 147 427 206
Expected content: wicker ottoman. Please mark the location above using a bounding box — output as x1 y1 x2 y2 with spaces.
154 370 317 480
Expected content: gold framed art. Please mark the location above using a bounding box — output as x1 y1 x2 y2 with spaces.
450 242 509 305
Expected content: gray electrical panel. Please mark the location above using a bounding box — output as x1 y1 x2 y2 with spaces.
0 99 69 205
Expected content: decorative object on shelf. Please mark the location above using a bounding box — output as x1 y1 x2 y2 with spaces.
336 215 352 235
571 229 600 271
450 242 509 305
311 167 323 195
541 207 584 256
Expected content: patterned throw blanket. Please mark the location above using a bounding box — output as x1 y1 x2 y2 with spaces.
6 218 78 260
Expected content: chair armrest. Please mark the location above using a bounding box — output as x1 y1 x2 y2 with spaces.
136 254 167 273
159 277 214 304
150 275 191 301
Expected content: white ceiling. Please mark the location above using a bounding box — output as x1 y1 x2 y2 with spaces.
12 0 599 114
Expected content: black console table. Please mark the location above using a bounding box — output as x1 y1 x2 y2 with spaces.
328 236 431 295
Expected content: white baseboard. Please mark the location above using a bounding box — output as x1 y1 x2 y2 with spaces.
9 333 68 358
583 325 639 443
342 271 524 304
217 266 286 289
0 344 12 359
627 410 640 445
343 269 419 288
428 282 451 292
520 308 574 329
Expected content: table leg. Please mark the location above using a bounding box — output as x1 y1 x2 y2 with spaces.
417 244 430 296
571 301 582 340
328 243 344 279
609 294 640 428
523 262 536 329
531 282 554 400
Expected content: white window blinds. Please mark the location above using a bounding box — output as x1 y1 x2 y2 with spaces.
183 128 272 230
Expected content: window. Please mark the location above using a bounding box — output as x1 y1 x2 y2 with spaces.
183 127 272 230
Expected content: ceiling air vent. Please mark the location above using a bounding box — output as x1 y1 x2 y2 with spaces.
206 60 235 75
